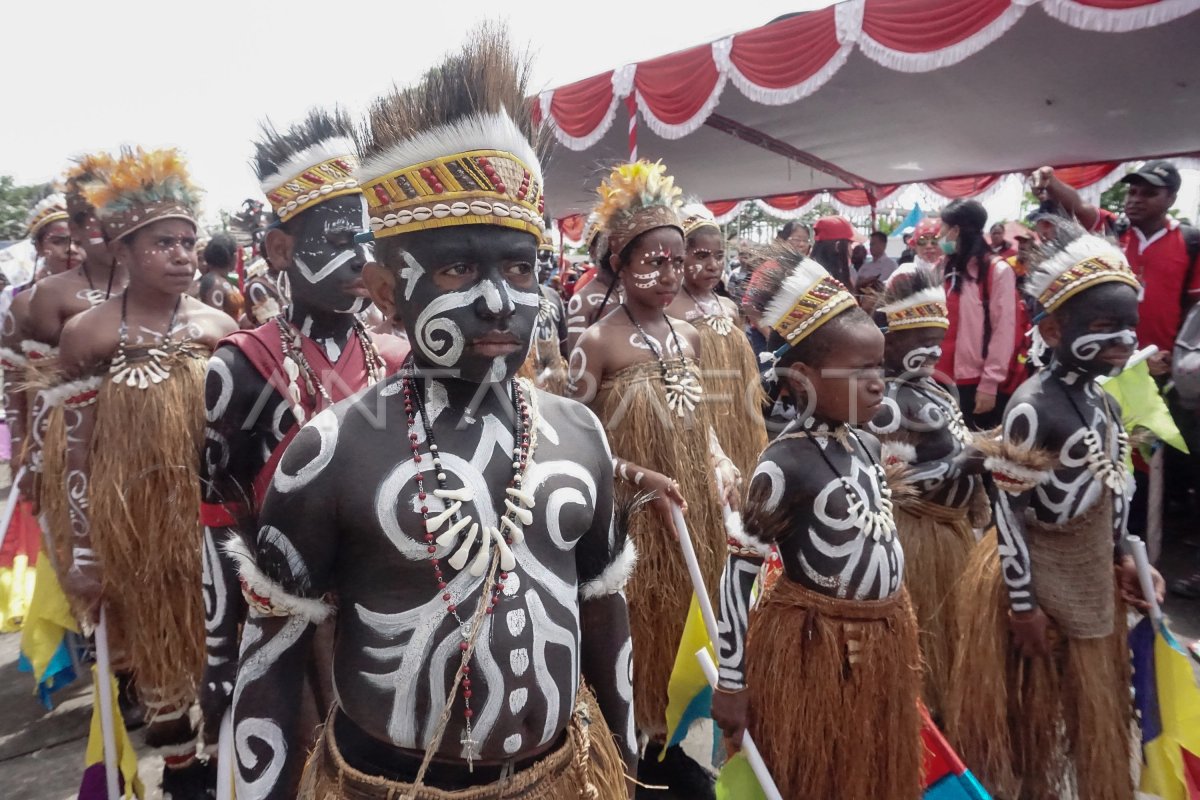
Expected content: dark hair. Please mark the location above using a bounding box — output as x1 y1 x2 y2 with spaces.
869 230 887 245
990 222 1006 234
778 221 810 241
941 200 990 293
204 233 238 270
810 239 853 288
773 306 873 370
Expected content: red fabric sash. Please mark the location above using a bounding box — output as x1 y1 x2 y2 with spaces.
216 324 408 512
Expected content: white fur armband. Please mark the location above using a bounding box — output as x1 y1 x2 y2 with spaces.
20 340 57 360
41 376 102 409
880 441 917 467
0 346 26 369
580 538 637 601
223 536 334 625
725 513 771 558
984 456 1053 494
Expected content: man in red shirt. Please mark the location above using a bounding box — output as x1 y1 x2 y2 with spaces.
1034 160 1199 373
1037 160 1200 595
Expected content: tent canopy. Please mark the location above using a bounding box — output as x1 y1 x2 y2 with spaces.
537 0 1200 218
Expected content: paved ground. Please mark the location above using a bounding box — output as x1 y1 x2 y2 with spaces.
0 495 1196 799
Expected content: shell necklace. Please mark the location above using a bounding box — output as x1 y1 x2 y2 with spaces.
109 291 181 389
621 304 702 416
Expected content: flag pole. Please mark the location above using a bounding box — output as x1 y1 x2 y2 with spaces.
695 648 783 800
668 502 782 800
216 709 235 800
1129 537 1163 624
94 608 122 800
0 465 27 553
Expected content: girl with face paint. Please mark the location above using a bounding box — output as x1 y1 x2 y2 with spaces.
55 148 239 797
711 250 924 800
869 264 985 717
199 111 409 756
0 194 80 646
17 161 131 676
568 162 737 795
667 207 768 484
947 222 1164 800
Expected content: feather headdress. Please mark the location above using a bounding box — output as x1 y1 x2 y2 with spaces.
354 25 547 242
253 108 360 223
594 160 683 256
25 193 68 240
82 147 200 241
747 242 857 375
64 152 115 210
877 263 948 331
681 202 720 239
1024 219 1140 315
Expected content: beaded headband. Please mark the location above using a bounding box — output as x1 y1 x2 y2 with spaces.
360 148 544 240
262 150 361 223
768 273 858 344
26 194 69 240
681 203 720 238
885 300 950 331
1036 255 1141 314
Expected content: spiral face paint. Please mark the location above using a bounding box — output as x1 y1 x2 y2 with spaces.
392 226 540 384
901 345 942 374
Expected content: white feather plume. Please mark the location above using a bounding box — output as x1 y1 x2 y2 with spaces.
761 257 834 330
355 111 542 188
877 286 946 317
1025 230 1130 303
258 137 358 195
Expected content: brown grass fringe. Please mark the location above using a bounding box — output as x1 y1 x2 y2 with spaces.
744 579 923 800
894 499 974 719
592 360 724 734
39 404 71 573
517 341 567 396
945 530 1133 800
973 435 1057 472
89 351 208 718
695 320 768 480
298 686 627 800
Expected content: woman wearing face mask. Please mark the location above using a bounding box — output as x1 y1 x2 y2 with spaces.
933 200 1016 430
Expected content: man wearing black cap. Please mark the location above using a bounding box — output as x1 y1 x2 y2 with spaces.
1033 160 1198 366
1035 160 1200 598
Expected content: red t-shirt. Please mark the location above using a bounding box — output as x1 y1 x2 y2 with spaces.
1120 220 1200 352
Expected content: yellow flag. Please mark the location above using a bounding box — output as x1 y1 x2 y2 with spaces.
80 667 144 799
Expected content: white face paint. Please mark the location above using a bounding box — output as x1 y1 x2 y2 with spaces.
901 345 942 374
632 270 660 290
1070 330 1136 362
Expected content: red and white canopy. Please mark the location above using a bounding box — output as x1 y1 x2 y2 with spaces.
537 0 1200 221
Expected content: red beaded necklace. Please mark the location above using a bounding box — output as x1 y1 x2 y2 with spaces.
401 364 536 759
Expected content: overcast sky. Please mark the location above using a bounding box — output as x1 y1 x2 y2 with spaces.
1 0 830 220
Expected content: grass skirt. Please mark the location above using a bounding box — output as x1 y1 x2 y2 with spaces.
694 319 767 480
592 360 723 735
744 578 923 800
945 530 1133 800
894 498 975 719
298 687 627 800
89 352 207 717
39 404 71 572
